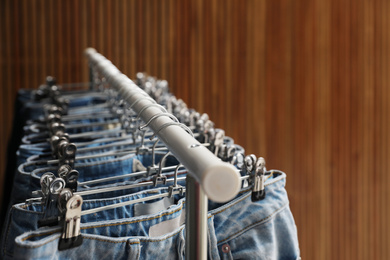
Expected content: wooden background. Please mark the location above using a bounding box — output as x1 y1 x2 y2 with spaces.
0 0 388 259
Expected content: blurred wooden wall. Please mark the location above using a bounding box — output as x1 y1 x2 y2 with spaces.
1 0 388 259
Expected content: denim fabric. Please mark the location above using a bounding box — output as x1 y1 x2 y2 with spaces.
12 172 300 260
23 117 121 136
10 152 179 205
30 152 179 183
21 124 123 144
16 135 141 165
208 172 300 259
21 92 109 120
16 144 51 166
1 187 185 259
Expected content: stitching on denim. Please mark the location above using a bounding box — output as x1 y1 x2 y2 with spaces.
209 193 251 217
79 188 167 205
83 228 183 244
15 174 286 251
84 237 140 245
81 205 184 230
21 229 61 242
207 176 286 219
136 242 141 259
17 227 185 250
137 227 184 242
264 175 286 187
19 204 184 243
17 204 44 215
31 153 136 176
207 218 213 258
16 234 61 249
217 202 289 244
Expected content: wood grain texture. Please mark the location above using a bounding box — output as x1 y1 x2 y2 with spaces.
0 1 388 259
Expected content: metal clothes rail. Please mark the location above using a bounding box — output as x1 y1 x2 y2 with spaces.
85 48 241 259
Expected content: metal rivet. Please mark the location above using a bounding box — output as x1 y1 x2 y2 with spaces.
221 243 230 253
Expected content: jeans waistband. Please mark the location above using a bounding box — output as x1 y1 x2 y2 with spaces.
10 152 179 204
1 186 184 258
13 172 299 260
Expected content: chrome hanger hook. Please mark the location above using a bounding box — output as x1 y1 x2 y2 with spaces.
135 104 168 122
139 112 178 130
151 138 162 167
150 122 194 140
128 96 156 111
152 151 170 186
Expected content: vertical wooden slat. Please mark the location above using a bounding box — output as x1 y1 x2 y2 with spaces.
152 0 158 76
372 2 381 259
159 0 167 79
316 0 331 258
380 1 389 259
128 0 135 74
349 0 360 259
35 0 43 85
81 0 88 83
48 0 55 77
363 0 375 259
65 0 71 82
30 0 38 87
73 0 82 82
224 0 232 132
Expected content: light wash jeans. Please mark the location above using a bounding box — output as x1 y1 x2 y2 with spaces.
12 172 300 259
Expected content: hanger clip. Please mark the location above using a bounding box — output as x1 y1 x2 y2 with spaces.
58 142 77 169
152 175 167 187
38 174 66 228
58 195 83 251
251 157 266 202
212 130 224 156
33 76 57 101
168 185 184 198
58 165 79 192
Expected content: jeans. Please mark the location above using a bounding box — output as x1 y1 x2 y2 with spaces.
1 187 185 259
21 92 109 120
10 152 179 205
21 124 123 145
16 135 142 165
12 171 300 260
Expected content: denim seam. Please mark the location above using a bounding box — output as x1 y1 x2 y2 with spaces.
17 227 186 250
16 234 141 249
14 176 286 252
84 237 140 245
137 226 184 243
82 227 183 243
17 204 44 215
20 229 61 242
217 202 289 244
16 234 61 249
209 193 250 217
19 205 184 243
208 175 285 219
136 242 141 259
29 154 135 176
207 220 212 259
79 189 168 204
80 205 183 230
